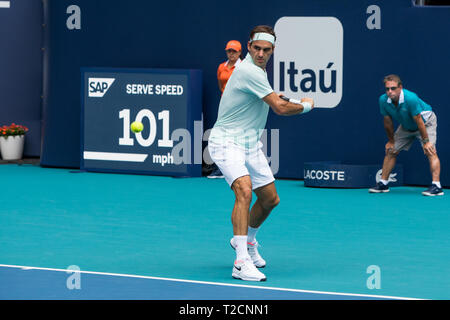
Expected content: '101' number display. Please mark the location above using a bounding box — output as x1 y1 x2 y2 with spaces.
118 108 173 148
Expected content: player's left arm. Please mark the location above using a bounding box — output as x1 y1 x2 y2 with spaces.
413 114 436 156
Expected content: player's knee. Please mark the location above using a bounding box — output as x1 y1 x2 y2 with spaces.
271 195 280 208
239 188 253 205
426 151 439 160
233 183 253 204
263 194 280 210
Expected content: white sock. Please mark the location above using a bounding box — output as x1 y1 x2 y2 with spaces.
432 181 441 188
247 226 259 244
234 235 250 260
380 179 389 185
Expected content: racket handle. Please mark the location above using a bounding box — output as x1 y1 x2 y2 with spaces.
280 96 301 104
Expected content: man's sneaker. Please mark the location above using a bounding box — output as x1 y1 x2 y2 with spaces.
230 238 266 268
207 167 224 179
369 182 390 193
232 257 266 281
422 184 444 196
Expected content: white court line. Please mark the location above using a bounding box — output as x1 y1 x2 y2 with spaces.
0 264 423 300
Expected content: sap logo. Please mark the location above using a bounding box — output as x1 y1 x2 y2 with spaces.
375 169 397 183
274 17 343 108
88 78 115 97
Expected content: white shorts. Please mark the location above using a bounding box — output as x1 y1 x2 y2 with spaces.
208 141 275 190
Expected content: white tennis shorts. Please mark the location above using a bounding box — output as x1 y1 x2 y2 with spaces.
208 141 275 190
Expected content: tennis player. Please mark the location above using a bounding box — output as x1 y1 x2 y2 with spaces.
208 25 315 281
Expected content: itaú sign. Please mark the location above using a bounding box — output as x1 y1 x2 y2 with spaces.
274 17 343 109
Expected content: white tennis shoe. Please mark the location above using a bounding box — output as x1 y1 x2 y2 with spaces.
232 257 266 281
230 238 266 268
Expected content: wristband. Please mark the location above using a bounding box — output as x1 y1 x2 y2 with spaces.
423 138 430 144
301 102 312 114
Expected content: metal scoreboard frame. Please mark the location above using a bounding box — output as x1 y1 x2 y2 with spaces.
80 67 203 177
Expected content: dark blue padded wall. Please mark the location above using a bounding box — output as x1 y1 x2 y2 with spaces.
0 0 42 157
41 0 450 186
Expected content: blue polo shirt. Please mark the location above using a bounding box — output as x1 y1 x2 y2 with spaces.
379 89 432 131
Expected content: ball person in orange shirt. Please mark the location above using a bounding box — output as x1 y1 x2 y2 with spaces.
217 40 243 94
208 40 243 178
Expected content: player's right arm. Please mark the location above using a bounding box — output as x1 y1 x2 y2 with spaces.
263 92 314 116
383 115 395 154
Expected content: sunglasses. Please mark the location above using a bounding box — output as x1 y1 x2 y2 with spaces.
385 86 398 92
226 49 238 53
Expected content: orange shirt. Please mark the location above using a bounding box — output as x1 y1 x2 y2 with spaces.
217 59 241 93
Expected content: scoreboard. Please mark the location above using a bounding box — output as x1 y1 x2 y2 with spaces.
81 68 203 177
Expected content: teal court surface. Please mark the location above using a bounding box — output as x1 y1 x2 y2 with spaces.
0 164 448 300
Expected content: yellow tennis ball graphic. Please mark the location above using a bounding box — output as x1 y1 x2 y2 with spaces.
130 121 144 133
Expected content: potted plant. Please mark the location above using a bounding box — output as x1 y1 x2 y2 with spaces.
0 123 29 160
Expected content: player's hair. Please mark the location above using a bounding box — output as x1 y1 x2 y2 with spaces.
249 25 276 43
383 74 402 86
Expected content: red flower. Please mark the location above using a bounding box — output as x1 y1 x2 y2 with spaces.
0 123 29 137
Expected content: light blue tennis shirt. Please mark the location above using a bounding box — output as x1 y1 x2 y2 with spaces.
379 89 432 131
209 53 274 149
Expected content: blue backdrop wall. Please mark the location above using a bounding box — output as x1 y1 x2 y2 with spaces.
0 0 42 157
40 0 450 186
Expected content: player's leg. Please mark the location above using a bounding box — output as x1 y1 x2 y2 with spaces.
230 182 277 268
232 144 278 268
245 142 278 228
250 181 280 229
231 175 253 236
244 182 280 268
230 176 266 281
208 142 266 280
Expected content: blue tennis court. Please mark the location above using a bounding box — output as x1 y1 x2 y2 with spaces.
0 265 400 300
1 164 448 300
